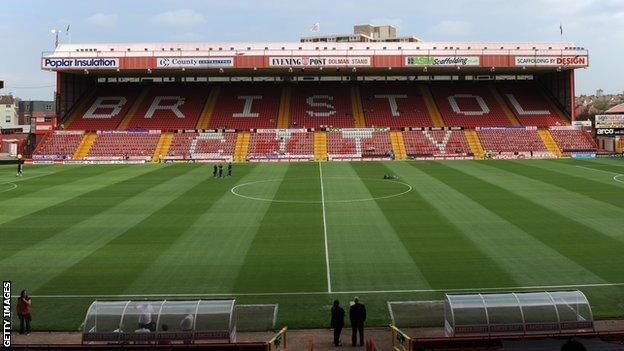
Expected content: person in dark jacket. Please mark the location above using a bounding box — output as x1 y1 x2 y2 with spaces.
16 290 32 334
227 163 232 177
330 300 345 346
349 297 366 347
218 164 223 178
213 164 218 178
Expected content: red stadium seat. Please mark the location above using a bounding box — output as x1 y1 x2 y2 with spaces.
210 84 280 130
550 129 597 152
247 130 314 160
289 84 355 129
403 130 470 156
497 83 568 127
33 132 84 160
360 83 434 128
167 132 237 160
431 83 512 128
327 130 392 159
86 132 160 160
126 85 209 130
69 85 142 130
477 128 548 154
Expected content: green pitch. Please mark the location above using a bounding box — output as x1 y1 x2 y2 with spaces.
1 159 624 330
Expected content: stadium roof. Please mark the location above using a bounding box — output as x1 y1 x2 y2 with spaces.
42 40 588 74
51 41 583 54
605 103 624 114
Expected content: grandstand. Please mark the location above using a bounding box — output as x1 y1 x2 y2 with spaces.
32 80 597 162
32 34 595 163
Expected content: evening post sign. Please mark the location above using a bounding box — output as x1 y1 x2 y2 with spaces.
269 56 371 67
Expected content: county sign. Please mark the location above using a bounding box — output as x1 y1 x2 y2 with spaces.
157 57 234 68
405 56 480 66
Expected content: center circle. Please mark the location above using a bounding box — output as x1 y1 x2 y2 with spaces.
231 177 412 203
0 182 17 193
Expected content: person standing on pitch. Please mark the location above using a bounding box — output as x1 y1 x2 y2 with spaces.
218 163 223 178
227 162 232 177
213 164 218 178
16 154 24 177
330 300 345 346
16 289 32 334
349 297 366 347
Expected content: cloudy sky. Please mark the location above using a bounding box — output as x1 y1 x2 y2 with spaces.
0 0 622 100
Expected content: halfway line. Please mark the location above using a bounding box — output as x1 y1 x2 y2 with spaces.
319 162 332 293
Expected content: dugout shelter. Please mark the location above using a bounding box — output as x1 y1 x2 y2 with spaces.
82 299 236 344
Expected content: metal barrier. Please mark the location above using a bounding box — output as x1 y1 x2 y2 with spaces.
268 327 288 351
390 325 411 351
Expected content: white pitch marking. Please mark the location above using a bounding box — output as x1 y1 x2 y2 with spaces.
0 182 18 193
319 162 332 293
230 177 412 204
575 165 624 184
15 282 624 299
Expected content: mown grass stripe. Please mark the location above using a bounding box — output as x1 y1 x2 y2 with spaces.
321 162 431 292
0 165 160 225
0 165 175 261
2 165 221 293
233 162 327 293
488 160 624 209
426 161 624 283
124 163 288 294
464 161 624 244
0 165 86 199
525 159 624 189
352 161 516 289
35 164 255 295
399 161 606 286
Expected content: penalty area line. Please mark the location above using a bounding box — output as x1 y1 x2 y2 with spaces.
17 282 624 298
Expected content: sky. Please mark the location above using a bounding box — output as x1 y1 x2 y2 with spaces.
0 0 622 100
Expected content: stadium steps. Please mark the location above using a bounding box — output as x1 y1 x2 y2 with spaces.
277 86 292 128
234 131 251 162
64 90 96 129
390 131 407 160
72 132 97 160
117 87 150 130
350 86 366 127
152 132 174 162
196 86 220 129
314 131 328 161
490 85 521 126
539 87 571 125
418 85 445 127
464 130 485 159
537 129 562 157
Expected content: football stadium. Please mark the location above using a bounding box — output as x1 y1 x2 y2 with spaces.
1 14 624 350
